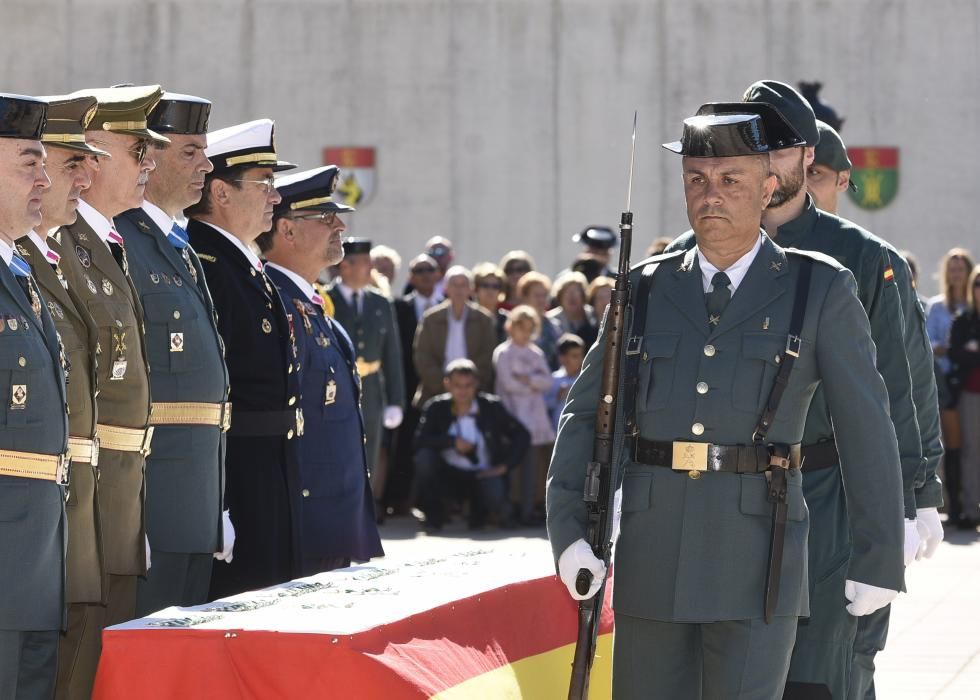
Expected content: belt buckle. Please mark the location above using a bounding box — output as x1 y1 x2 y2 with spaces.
220 403 232 432
785 334 802 358
141 427 155 456
672 441 708 472
56 451 71 486
90 436 100 467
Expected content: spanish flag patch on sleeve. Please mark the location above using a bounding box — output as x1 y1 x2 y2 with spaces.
884 266 895 281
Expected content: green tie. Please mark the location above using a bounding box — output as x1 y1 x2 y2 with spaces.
706 271 732 327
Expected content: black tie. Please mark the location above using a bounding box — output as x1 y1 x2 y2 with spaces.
351 291 360 316
706 271 732 327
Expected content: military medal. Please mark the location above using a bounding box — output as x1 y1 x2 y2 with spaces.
10 384 26 409
85 276 98 294
102 279 114 295
27 280 42 321
316 333 330 348
111 330 127 380
261 318 272 334
181 249 198 283
150 272 160 284
75 245 91 268
174 276 183 287
324 380 337 405
7 318 18 331
170 332 184 352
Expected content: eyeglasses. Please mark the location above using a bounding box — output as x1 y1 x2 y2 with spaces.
292 211 338 225
412 266 437 274
233 176 277 193
128 140 150 164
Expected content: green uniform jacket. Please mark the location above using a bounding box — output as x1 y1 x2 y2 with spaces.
58 213 152 576
665 196 933 518
19 236 104 604
547 236 905 622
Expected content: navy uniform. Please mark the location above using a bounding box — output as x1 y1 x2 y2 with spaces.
327 237 406 480
547 113 905 698
115 93 231 616
57 86 165 638
21 94 107 700
664 85 940 699
261 167 384 574
0 95 70 700
187 119 304 598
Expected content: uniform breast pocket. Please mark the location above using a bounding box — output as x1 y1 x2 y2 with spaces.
140 293 202 374
637 332 679 411
0 337 47 428
732 333 785 414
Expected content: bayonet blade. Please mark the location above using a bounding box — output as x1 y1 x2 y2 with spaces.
627 111 637 212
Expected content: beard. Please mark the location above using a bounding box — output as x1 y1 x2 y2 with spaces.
768 150 805 209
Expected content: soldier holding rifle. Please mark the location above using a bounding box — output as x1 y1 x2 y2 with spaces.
547 109 904 698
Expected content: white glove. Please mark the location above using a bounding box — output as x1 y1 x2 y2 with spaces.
844 579 899 617
214 510 236 563
915 507 944 560
558 539 607 601
145 534 152 570
383 405 403 429
903 518 921 567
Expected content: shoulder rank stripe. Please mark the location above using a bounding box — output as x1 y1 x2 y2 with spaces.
883 266 894 281
198 253 217 263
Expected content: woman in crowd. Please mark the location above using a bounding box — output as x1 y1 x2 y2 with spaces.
498 250 535 311
516 271 561 370
472 262 508 343
547 271 598 348
949 264 980 530
493 305 555 525
927 248 975 522
588 275 615 326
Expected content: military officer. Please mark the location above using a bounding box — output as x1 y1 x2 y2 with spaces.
804 120 856 214
113 92 234 616
21 93 105 699
56 86 164 643
547 111 905 699
663 82 943 699
0 94 70 699
256 167 385 574
327 237 406 484
183 119 304 599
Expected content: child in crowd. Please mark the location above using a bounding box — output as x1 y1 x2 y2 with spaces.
493 305 556 524
546 333 586 433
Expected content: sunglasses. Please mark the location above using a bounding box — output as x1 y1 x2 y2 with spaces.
428 245 450 257
293 211 338 225
128 139 151 164
233 176 277 194
412 266 437 274
476 281 502 290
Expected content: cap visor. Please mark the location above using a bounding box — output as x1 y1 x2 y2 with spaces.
662 141 684 154
47 142 112 158
272 160 297 173
114 128 171 145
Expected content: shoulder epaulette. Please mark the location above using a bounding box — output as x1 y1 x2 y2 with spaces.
784 247 844 270
630 248 685 272
198 253 217 263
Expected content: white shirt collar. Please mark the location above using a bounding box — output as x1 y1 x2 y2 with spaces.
76 199 115 246
27 230 60 265
696 233 763 294
199 221 264 271
337 282 366 307
0 238 14 266
265 262 318 303
141 200 176 238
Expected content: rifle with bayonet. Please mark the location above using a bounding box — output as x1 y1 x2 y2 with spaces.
567 113 637 700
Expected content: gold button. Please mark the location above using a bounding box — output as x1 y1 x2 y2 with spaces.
173 310 181 320
703 345 716 357
18 357 26 367
302 488 310 497
692 422 705 436
287 429 295 439
115 319 123 328
689 471 702 480
696 382 708 395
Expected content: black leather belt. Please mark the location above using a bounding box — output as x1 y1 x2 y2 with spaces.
633 438 801 474
800 441 838 472
228 407 305 438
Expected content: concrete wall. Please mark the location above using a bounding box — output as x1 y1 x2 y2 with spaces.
1 0 975 294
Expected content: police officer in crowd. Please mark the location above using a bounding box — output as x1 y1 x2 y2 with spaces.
327 237 406 484
184 119 304 598
0 94 70 699
21 94 105 699
114 92 234 616
58 84 162 640
548 110 905 698
257 166 385 574
664 81 943 699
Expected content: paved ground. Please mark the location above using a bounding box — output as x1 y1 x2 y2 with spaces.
378 516 980 699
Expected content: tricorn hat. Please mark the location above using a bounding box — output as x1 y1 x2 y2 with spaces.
663 113 780 157
696 102 805 151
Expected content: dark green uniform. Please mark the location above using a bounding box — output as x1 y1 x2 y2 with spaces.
548 236 905 699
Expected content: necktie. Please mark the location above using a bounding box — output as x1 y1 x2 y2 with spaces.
705 271 732 327
168 222 198 283
351 291 360 315
9 254 41 321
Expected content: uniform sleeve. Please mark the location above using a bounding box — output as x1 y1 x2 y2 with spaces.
891 255 944 509
381 297 406 408
865 246 923 519
816 267 905 591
